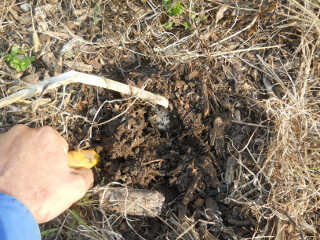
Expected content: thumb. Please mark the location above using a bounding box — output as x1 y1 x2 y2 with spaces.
69 168 94 200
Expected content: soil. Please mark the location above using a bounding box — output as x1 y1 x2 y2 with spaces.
57 62 270 239
0 15 271 240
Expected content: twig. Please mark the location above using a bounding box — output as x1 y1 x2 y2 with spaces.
181 173 202 205
209 16 258 47
231 120 269 128
0 71 169 109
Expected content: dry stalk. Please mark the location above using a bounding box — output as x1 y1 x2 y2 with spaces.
0 70 169 109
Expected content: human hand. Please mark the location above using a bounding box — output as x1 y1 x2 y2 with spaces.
0 125 93 223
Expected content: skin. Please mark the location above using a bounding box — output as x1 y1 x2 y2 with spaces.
0 125 93 223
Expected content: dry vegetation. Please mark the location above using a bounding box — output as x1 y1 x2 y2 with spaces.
0 0 319 239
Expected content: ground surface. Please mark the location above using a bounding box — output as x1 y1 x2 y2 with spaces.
0 0 319 239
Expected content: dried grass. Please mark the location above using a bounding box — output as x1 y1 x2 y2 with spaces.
264 1 319 239
263 31 320 240
227 1 320 239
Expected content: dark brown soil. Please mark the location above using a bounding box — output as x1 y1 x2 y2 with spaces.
54 61 270 239
0 30 272 240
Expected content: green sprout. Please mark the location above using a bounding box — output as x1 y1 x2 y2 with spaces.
163 0 184 16
41 228 58 237
5 46 35 72
90 4 102 26
183 21 192 30
163 20 174 29
162 0 194 30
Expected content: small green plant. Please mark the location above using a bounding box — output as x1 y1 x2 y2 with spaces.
5 46 35 72
41 228 58 237
68 209 100 238
162 0 195 30
183 21 192 30
163 0 184 16
163 20 174 29
90 4 102 26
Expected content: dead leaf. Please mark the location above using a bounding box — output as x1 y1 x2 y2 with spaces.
225 156 237 184
22 73 40 84
20 3 31 12
64 60 93 72
73 9 88 15
35 4 59 31
55 57 63 75
42 52 57 72
33 31 42 52
216 5 229 24
222 42 240 51
8 7 19 21
18 14 31 25
188 70 199 80
83 58 102 70
60 36 84 56
35 4 56 18
299 221 317 235
248 24 258 37
74 14 89 26
42 30 70 39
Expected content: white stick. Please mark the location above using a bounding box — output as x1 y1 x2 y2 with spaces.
0 71 169 108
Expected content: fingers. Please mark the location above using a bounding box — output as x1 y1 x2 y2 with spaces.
36 125 69 152
3 125 69 152
0 124 31 145
9 124 31 132
3 124 31 136
76 168 94 190
69 168 94 199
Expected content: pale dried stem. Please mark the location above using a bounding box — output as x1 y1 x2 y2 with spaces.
0 70 169 109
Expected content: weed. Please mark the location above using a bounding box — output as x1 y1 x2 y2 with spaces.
77 193 96 205
90 4 102 26
5 46 35 72
67 216 77 240
163 0 184 16
183 21 192 30
40 228 58 237
163 20 174 29
68 209 100 238
162 0 194 30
